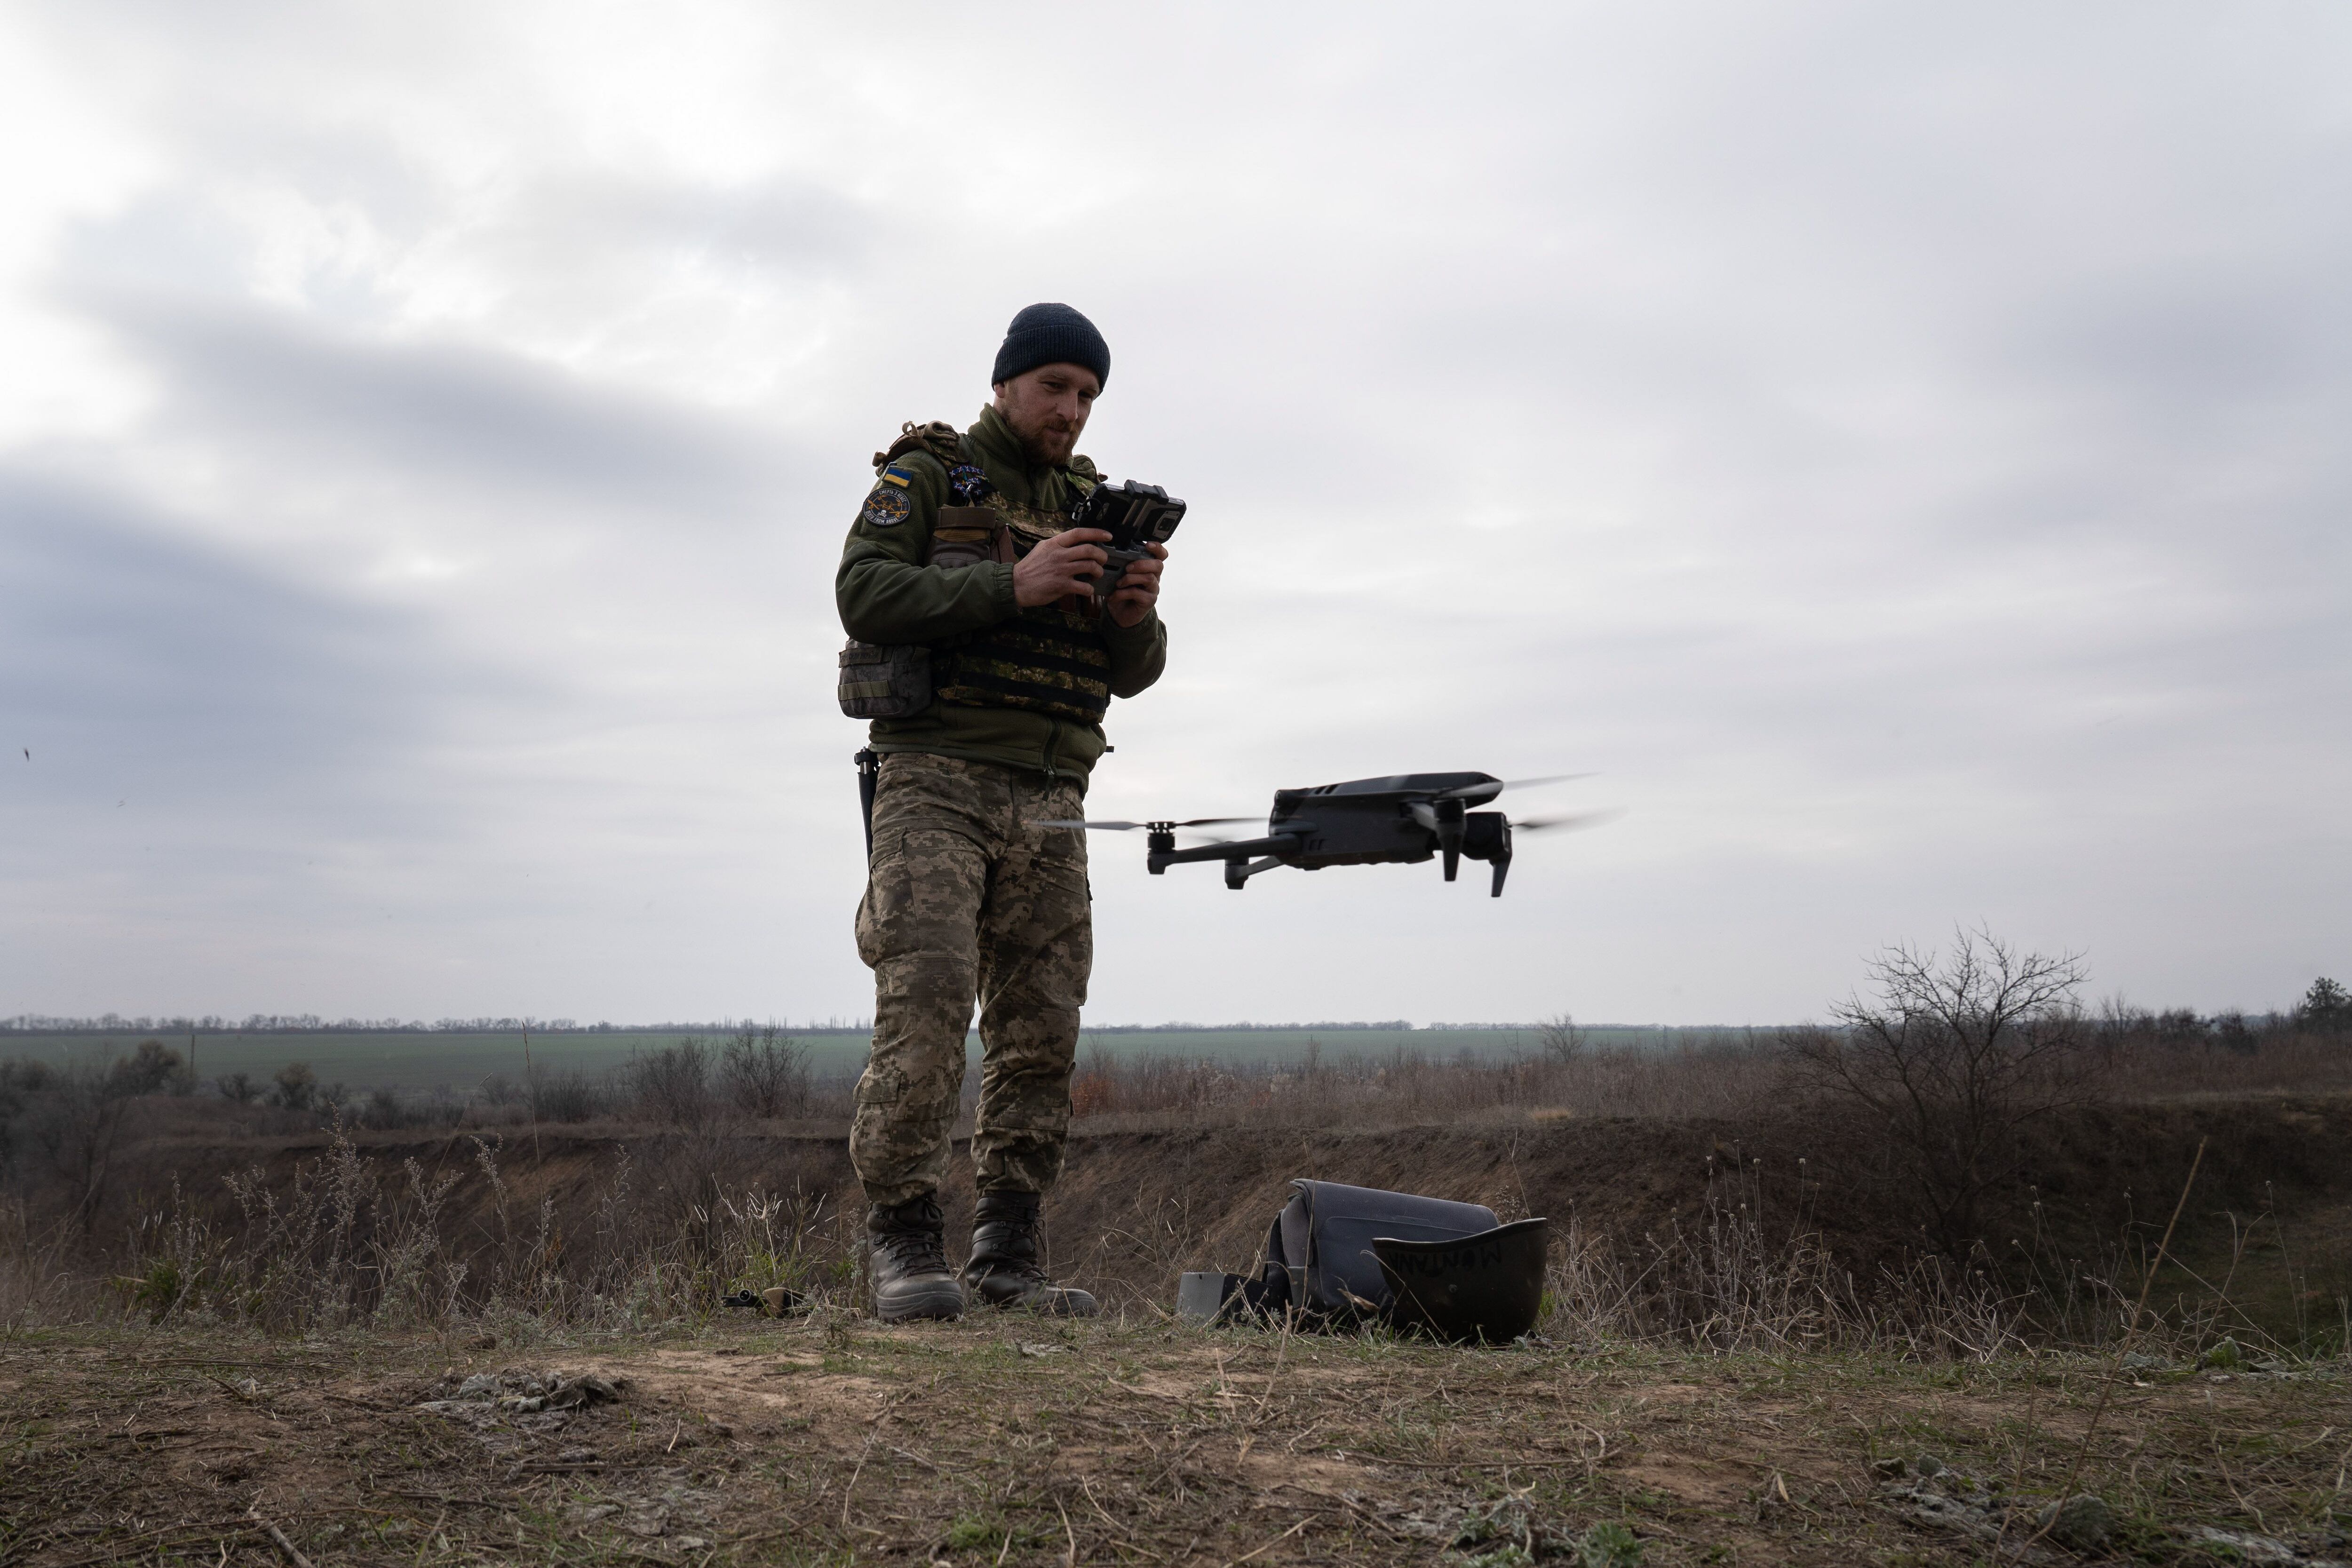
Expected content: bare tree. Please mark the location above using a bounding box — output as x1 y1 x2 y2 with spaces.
104 1040 189 1098
8 1060 131 1233
2296 976 2350 1035
719 1024 811 1120
628 1038 718 1128
1788 926 2091 1252
1537 1012 1587 1066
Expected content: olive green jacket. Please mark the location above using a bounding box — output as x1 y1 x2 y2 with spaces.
834 405 1168 783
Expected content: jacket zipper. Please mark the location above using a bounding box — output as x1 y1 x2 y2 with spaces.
1043 719 1061 779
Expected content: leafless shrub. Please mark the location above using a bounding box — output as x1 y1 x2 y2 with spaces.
0 1063 132 1234
719 1024 811 1120
270 1062 318 1111
0 1059 56 1100
1786 926 2091 1253
1542 1160 2025 1358
627 1038 717 1128
104 1042 189 1099
331 1086 464 1131
529 1067 614 1124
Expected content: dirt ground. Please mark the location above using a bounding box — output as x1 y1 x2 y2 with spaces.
3 1315 2346 1567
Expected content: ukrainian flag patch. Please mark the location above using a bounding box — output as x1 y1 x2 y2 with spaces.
879 463 915 488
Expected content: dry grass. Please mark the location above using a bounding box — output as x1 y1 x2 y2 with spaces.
2 1311 2346 1566
12 1088 2347 1359
1064 1031 2352 1135
34 1131 861 1337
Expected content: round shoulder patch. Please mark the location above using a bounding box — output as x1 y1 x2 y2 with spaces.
861 486 911 529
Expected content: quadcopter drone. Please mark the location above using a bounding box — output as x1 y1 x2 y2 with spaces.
1039 772 1610 897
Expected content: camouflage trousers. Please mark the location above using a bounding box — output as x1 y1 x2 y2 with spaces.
851 752 1092 1208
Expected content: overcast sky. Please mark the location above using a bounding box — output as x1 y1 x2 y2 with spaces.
1 2 2346 1027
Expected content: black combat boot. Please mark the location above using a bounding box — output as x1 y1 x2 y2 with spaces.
866 1193 964 1322
962 1190 1099 1317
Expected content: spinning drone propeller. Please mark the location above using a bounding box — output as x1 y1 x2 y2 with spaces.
1414 776 1598 880
1431 772 1591 802
1508 809 1621 834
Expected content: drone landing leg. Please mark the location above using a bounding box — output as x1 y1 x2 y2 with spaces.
1489 851 1512 898
1224 855 1287 891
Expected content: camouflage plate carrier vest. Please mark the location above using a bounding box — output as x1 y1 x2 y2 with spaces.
881 421 1114 727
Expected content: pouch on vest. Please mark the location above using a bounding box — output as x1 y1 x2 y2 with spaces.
835 509 1007 719
928 508 1016 570
837 639 931 719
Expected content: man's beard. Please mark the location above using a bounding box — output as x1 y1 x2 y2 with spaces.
1010 413 1078 467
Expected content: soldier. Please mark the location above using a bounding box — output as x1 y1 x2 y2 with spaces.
834 303 1169 1321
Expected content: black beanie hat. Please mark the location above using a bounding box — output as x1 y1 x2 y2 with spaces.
991 303 1111 390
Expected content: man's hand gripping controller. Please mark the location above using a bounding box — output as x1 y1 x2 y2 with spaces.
1068 479 1185 601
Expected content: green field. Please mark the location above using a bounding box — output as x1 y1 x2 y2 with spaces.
0 1024 1764 1093
1 1030 825 1094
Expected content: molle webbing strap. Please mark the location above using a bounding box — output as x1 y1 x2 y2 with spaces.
933 608 1112 724
874 420 965 472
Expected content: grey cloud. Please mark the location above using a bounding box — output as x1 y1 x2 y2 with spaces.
2014 267 2352 441
0 474 461 810
75 287 799 521
515 172 890 279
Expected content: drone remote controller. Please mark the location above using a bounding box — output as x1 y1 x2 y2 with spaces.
1069 478 1185 602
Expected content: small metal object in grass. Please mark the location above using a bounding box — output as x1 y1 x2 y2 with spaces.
1176 1271 1241 1322
721 1286 806 1316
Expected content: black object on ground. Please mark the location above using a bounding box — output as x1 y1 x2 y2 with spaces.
1209 1178 1549 1345
1374 1216 1550 1345
721 1288 807 1316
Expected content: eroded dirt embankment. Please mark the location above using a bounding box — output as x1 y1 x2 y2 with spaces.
105 1094 2352 1309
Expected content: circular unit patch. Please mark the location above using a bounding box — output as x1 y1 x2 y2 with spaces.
861 486 912 529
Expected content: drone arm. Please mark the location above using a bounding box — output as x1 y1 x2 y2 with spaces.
1146 832 1303 874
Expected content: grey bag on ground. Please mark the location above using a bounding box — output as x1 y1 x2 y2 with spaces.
1216 1178 1549 1345
1271 1179 1500 1321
